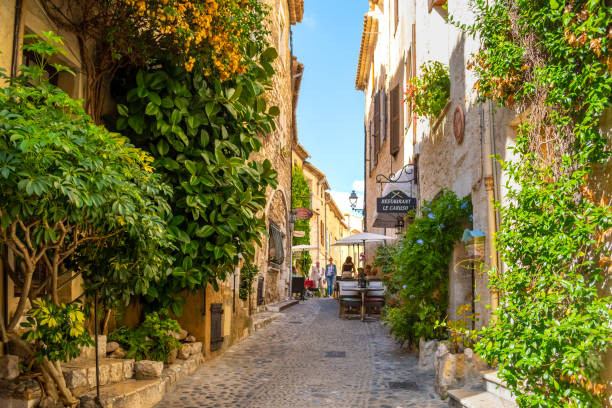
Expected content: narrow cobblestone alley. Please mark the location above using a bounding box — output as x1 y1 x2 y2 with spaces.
155 299 445 408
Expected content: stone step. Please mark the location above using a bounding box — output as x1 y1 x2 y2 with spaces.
447 388 517 408
62 358 134 395
483 370 516 402
252 311 283 331
80 354 204 408
265 299 299 312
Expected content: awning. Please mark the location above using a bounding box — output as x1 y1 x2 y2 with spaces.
372 166 417 228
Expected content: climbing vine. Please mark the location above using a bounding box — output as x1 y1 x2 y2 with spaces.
383 191 472 345
291 165 312 275
454 1 612 406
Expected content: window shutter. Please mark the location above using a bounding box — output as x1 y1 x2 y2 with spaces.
373 91 381 165
382 92 387 141
390 85 400 156
406 51 413 129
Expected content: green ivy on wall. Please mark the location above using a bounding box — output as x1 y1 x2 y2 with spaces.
291 165 312 275
454 0 612 405
383 190 472 345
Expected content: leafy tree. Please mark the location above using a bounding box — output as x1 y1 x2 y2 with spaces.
0 33 172 406
291 165 312 275
113 49 279 314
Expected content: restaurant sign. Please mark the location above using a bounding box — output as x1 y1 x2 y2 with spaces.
376 190 417 214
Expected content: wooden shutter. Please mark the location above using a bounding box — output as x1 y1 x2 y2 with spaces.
390 85 400 156
406 50 413 129
210 303 223 351
382 92 388 141
256 276 265 305
373 91 381 165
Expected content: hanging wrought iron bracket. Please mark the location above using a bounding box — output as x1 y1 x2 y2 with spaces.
375 164 418 184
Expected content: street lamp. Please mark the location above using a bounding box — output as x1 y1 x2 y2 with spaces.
349 190 364 214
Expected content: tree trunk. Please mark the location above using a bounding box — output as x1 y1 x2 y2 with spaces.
102 308 113 335
43 358 78 406
8 261 35 331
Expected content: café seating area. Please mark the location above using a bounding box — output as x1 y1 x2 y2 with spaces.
338 279 386 320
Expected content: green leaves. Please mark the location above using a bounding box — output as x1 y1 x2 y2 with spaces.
21 299 93 363
383 191 472 344
458 1 612 406
114 57 279 313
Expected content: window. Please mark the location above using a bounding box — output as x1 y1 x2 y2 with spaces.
390 85 401 156
268 222 284 265
373 91 381 165
382 91 388 141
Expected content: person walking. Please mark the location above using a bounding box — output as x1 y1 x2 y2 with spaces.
310 261 322 291
324 257 337 297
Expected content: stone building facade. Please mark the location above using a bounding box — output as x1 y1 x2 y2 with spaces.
356 1 612 402
356 0 515 328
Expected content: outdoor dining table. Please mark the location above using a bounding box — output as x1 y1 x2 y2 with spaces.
356 286 371 321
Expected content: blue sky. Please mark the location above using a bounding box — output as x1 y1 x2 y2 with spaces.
292 1 366 215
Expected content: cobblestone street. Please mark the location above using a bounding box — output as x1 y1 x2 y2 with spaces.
155 298 446 408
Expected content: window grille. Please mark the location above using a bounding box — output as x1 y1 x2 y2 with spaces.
268 222 284 265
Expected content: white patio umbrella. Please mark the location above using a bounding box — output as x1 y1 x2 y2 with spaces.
291 244 318 252
332 232 395 267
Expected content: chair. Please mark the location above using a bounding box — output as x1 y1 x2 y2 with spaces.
338 281 361 318
365 281 386 315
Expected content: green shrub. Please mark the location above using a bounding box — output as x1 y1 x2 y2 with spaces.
109 311 181 362
405 61 450 119
21 299 93 364
239 262 259 301
383 190 471 345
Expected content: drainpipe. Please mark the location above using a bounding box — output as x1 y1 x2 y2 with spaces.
483 101 499 319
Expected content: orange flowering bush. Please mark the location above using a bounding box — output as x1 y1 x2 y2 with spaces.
118 0 268 80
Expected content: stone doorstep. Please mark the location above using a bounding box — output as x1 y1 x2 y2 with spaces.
80 354 204 408
265 299 299 312
482 370 517 402
251 311 283 331
62 358 135 396
447 388 518 408
0 396 40 408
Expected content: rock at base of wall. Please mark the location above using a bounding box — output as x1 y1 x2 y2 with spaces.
171 329 189 341
178 342 202 360
184 335 196 343
77 335 107 360
435 343 465 397
166 348 178 364
435 344 490 398
109 347 127 359
418 338 440 370
134 360 163 379
0 355 20 380
106 341 120 354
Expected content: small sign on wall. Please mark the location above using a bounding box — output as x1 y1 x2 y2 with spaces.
376 190 417 214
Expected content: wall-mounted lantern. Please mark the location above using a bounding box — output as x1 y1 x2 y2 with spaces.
462 229 485 259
